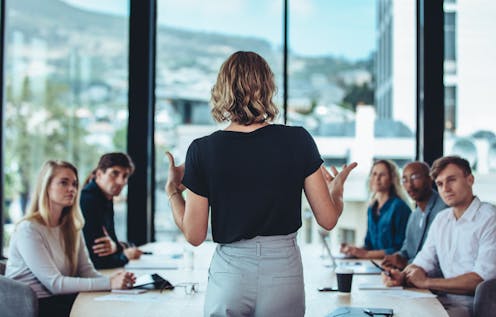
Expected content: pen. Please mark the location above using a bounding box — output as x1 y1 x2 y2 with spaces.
142 251 153 255
363 309 373 316
370 260 391 277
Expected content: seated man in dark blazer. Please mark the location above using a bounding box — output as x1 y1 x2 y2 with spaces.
81 152 142 269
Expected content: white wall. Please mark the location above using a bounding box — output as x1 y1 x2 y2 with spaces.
456 0 496 135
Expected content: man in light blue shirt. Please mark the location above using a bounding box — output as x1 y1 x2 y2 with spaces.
382 161 447 269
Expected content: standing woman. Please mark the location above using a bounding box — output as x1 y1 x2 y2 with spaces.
166 51 356 316
341 160 411 259
6 161 135 317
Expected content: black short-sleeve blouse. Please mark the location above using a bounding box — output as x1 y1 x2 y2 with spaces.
182 124 323 243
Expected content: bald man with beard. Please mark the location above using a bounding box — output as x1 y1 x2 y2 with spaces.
382 161 447 270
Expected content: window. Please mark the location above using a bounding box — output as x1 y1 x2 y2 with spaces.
443 0 496 204
444 11 457 74
154 0 283 241
290 0 416 246
3 0 129 251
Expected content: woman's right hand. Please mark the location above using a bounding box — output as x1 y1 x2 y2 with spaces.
110 271 136 289
340 244 364 257
165 152 186 196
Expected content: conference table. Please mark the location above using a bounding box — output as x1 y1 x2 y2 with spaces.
70 241 448 317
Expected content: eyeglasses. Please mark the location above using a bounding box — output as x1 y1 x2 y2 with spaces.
175 282 199 295
161 282 199 295
401 173 423 184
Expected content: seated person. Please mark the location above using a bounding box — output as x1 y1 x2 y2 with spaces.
81 152 143 269
341 160 411 259
5 160 135 317
383 156 496 317
382 161 447 269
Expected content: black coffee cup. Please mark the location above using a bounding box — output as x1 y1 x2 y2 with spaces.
335 268 353 292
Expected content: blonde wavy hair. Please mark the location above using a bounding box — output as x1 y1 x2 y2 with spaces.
211 51 279 125
22 160 84 276
368 159 409 205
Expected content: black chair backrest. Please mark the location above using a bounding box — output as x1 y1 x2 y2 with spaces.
474 279 496 317
0 258 7 275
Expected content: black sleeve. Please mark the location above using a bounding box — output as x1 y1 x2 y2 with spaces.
80 192 128 269
300 127 324 177
182 140 208 197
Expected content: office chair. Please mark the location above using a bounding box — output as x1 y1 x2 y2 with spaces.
474 279 496 317
0 275 38 317
0 258 7 275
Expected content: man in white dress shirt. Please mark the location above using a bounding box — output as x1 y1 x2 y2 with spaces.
383 155 496 317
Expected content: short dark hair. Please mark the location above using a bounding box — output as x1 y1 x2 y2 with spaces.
84 152 135 185
430 155 471 180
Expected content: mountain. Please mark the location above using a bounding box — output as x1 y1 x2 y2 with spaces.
7 0 373 106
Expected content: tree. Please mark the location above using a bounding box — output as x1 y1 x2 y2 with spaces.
4 75 100 214
339 82 374 112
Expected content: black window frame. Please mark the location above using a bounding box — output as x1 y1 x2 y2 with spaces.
0 0 445 257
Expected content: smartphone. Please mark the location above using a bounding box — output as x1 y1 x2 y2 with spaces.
363 308 394 316
317 287 339 292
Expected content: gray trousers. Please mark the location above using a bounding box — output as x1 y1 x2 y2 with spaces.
438 294 474 317
204 233 305 317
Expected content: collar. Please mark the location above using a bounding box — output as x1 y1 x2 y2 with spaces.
84 179 111 203
447 196 480 222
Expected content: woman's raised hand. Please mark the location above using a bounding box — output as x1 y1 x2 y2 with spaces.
320 162 357 211
165 152 186 196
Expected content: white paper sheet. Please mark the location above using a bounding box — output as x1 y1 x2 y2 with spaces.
359 283 403 290
125 257 179 269
372 289 437 299
95 293 163 302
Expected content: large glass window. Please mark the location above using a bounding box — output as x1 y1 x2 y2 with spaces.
3 0 129 251
443 0 496 204
154 0 283 241
289 0 417 249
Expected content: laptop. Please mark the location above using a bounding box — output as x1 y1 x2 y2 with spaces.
319 232 382 275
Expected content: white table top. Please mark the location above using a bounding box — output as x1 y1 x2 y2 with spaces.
70 241 448 317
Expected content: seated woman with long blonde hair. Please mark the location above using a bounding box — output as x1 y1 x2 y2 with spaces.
6 160 135 317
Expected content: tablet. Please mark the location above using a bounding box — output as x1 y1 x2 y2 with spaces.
133 273 174 290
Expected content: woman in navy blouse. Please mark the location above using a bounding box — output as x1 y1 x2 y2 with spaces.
341 159 411 259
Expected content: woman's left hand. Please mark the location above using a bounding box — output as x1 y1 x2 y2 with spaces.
320 162 357 211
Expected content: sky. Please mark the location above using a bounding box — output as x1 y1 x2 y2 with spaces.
61 0 376 61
